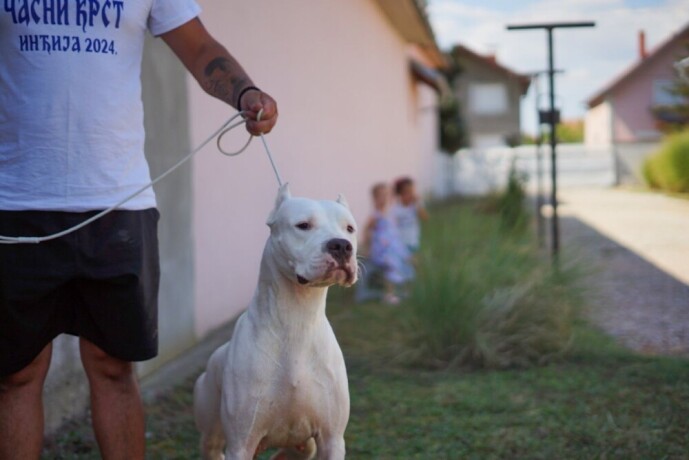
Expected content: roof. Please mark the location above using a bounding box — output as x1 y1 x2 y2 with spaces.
373 0 447 68
450 45 531 95
587 22 689 108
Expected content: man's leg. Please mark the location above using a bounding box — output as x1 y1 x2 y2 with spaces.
79 338 145 460
0 343 53 460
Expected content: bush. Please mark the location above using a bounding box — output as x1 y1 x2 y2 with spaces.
642 158 659 189
498 160 528 232
643 130 689 193
400 202 578 369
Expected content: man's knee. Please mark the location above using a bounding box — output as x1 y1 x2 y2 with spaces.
0 344 52 393
79 339 135 386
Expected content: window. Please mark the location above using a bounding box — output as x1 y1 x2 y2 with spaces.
468 83 508 115
653 79 685 106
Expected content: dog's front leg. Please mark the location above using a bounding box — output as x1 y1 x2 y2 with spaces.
222 409 265 460
224 438 262 460
315 435 345 460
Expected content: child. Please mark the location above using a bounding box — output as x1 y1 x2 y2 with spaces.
363 182 414 304
392 177 429 253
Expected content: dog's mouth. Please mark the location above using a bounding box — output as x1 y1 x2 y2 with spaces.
295 263 356 287
326 263 356 286
338 265 356 285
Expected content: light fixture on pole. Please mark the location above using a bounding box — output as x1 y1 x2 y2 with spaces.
507 21 595 262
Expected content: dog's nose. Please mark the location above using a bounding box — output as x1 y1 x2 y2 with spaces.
325 238 353 262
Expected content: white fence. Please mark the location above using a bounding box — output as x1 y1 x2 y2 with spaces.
432 143 616 198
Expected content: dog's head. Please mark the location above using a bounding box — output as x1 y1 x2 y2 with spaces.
266 183 358 288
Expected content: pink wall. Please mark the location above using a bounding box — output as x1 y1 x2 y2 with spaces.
188 0 438 336
611 37 688 142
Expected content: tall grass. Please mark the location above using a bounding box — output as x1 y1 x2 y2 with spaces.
498 159 529 232
643 130 689 193
400 201 579 369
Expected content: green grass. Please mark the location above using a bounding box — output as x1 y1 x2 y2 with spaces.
45 306 689 459
331 299 689 459
43 200 689 459
398 198 579 369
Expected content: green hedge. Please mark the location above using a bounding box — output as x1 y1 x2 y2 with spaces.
643 131 689 193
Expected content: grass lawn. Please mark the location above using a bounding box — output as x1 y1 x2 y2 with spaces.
44 200 689 459
332 301 689 459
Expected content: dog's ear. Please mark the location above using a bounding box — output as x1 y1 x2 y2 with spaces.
266 183 292 226
336 193 350 209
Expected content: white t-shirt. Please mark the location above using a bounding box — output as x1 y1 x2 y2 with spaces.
392 203 421 250
0 0 201 211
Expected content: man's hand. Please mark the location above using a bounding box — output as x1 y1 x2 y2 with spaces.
161 18 278 135
241 90 278 135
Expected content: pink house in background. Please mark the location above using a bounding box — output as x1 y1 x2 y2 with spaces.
585 24 689 146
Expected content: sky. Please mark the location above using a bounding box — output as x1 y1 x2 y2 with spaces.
426 0 689 134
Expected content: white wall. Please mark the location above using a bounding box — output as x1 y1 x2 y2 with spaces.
585 100 613 146
188 0 438 336
452 144 616 196
414 83 440 199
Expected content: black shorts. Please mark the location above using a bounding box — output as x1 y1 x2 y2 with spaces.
0 209 160 377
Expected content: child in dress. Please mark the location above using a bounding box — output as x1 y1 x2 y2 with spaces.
392 177 429 253
364 182 414 304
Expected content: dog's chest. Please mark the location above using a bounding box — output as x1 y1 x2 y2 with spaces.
275 345 337 407
262 357 338 443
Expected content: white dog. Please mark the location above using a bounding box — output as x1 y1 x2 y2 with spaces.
194 184 358 460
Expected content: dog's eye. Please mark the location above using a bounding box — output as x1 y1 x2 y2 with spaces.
346 225 355 234
296 222 311 231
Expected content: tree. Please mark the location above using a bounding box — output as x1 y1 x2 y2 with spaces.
438 55 468 155
652 43 689 132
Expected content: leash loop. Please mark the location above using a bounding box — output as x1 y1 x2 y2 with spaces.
0 110 283 244
256 109 284 187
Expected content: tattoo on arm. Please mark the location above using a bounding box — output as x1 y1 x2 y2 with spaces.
202 57 249 107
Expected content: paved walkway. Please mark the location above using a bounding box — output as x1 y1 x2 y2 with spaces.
558 188 689 356
560 188 689 285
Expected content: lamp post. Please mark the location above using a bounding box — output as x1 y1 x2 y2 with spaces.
529 70 563 249
507 22 595 262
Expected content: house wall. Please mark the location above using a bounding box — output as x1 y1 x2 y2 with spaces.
188 0 438 336
408 45 441 198
454 59 522 148
610 58 669 143
415 83 439 197
584 100 612 146
139 37 196 375
588 33 689 144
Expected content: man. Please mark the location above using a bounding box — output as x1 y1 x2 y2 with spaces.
0 1 277 458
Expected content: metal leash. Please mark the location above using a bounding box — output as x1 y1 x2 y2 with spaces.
0 109 282 244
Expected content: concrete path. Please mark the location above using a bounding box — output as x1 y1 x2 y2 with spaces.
557 188 689 355
560 188 689 286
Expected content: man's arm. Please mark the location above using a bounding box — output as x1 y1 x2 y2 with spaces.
161 18 277 135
